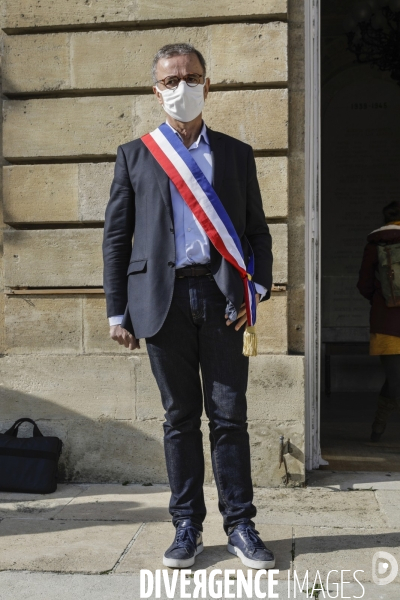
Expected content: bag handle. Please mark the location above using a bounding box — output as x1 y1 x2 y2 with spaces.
4 418 44 438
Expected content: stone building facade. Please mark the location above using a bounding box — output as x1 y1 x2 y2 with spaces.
0 1 306 486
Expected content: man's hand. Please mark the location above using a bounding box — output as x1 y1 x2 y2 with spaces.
225 293 260 331
110 325 140 350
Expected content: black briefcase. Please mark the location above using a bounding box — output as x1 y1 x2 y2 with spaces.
0 418 63 494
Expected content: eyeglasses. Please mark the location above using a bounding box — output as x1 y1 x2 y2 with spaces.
155 73 204 91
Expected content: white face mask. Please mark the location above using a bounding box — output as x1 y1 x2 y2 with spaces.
156 80 205 123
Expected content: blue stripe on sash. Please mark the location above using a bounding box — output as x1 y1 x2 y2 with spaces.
159 122 245 262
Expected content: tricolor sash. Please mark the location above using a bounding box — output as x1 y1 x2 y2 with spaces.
141 123 258 339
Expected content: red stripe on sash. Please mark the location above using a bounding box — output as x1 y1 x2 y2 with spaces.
142 133 247 279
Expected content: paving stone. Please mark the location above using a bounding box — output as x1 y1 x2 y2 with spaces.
0 484 87 519
0 518 141 573
307 470 400 491
0 572 312 600
293 525 400 585
116 520 292 578
55 484 170 522
254 487 386 528
375 491 400 529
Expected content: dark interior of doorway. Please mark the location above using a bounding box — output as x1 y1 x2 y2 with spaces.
319 1 400 471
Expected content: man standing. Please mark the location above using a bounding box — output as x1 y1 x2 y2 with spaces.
103 43 274 570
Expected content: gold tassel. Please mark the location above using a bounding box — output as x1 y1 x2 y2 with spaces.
243 326 257 357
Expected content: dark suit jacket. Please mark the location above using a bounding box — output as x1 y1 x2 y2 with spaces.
102 125 273 339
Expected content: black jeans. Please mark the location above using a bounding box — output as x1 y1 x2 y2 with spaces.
145 275 256 534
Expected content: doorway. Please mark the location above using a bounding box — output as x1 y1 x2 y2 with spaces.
305 0 400 471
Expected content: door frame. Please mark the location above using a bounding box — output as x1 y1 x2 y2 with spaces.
304 0 322 470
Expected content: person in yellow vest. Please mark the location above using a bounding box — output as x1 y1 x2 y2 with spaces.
357 201 400 442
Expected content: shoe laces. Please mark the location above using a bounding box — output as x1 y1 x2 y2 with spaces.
239 525 266 551
174 525 199 551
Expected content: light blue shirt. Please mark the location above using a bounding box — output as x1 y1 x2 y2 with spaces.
108 121 266 326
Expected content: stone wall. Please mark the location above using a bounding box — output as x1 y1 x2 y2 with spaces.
0 0 305 486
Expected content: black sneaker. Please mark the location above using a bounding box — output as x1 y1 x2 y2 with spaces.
163 519 203 568
227 523 275 569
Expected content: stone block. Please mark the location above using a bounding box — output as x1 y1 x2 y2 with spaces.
3 163 113 224
4 156 288 224
210 22 287 85
135 357 163 421
4 229 103 287
288 284 305 354
136 0 287 22
3 90 288 159
255 293 287 354
256 156 288 218
2 0 287 31
288 89 305 157
3 164 79 224
205 89 288 150
288 19 305 92
71 28 208 91
78 163 115 221
3 33 70 93
0 355 136 420
5 295 83 354
3 24 286 93
4 293 147 356
249 420 304 486
3 96 134 160
4 158 287 224
247 355 304 421
62 418 168 483
83 295 148 355
0 518 141 573
270 223 288 284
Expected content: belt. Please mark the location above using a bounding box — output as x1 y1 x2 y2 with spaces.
175 264 212 278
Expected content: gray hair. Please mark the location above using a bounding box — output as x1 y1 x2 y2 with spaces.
152 43 207 83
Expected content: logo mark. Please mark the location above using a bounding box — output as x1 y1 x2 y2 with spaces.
372 551 398 586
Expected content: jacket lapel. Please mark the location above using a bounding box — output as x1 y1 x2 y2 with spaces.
150 153 174 223
207 127 226 201
206 127 227 267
